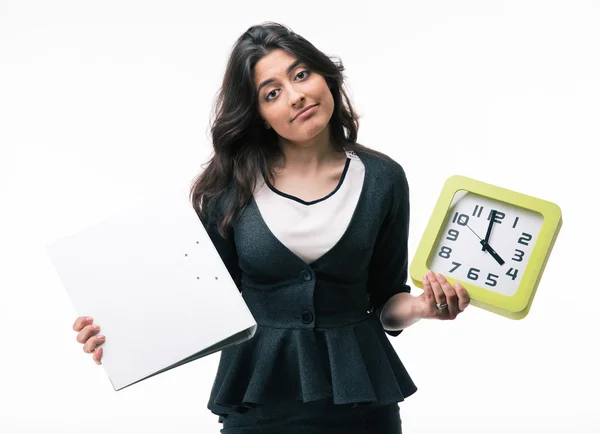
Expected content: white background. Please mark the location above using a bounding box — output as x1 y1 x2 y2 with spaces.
1 1 598 433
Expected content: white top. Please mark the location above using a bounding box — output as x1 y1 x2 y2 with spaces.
253 149 365 264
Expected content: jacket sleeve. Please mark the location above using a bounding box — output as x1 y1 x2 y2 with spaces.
199 194 242 291
367 162 411 337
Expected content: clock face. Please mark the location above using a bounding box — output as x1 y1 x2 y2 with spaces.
427 190 544 296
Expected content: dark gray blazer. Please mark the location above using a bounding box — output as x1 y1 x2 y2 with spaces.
201 148 417 417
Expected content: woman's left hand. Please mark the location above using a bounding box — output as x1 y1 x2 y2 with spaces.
416 270 470 320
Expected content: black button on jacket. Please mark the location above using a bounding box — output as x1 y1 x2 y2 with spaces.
200 148 417 416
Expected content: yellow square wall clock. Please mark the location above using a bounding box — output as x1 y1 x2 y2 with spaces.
409 175 562 320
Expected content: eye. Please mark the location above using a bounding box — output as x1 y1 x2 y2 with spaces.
295 70 310 80
265 89 279 102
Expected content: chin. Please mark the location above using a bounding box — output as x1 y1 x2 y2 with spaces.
297 123 330 141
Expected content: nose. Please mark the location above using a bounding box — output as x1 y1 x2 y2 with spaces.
287 85 305 107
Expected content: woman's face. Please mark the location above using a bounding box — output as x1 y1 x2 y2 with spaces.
254 49 335 146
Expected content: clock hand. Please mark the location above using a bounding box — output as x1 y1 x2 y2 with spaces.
464 222 506 266
482 210 497 251
479 240 505 265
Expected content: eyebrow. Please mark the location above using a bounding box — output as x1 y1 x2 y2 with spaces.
256 59 304 94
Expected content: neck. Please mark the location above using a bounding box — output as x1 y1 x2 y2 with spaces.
276 125 344 171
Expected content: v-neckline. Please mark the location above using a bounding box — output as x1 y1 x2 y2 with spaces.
248 150 368 268
263 158 351 206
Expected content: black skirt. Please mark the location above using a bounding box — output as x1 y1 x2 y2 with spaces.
218 398 402 434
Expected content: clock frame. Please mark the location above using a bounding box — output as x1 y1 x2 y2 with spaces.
409 175 562 319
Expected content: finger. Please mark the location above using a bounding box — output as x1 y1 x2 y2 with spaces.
421 273 438 318
422 273 437 304
427 271 447 312
455 283 471 312
73 316 93 332
93 347 103 365
76 323 100 344
83 333 105 354
435 273 459 319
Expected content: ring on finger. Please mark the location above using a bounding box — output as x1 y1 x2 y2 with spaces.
436 302 448 311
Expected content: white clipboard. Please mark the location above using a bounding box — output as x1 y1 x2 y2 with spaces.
46 189 257 391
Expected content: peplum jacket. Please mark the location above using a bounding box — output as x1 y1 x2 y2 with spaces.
199 148 418 418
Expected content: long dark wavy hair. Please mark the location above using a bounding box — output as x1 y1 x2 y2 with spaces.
190 22 373 238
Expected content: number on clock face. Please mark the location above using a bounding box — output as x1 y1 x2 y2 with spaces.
428 191 543 296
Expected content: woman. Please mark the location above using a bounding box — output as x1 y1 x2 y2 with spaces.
73 22 470 433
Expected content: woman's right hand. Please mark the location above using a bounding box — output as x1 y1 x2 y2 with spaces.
73 316 105 365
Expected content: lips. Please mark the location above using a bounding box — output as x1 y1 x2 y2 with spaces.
293 104 318 121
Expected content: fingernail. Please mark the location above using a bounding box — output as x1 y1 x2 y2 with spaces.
97 334 105 340
85 316 92 321
94 325 100 330
454 283 461 289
